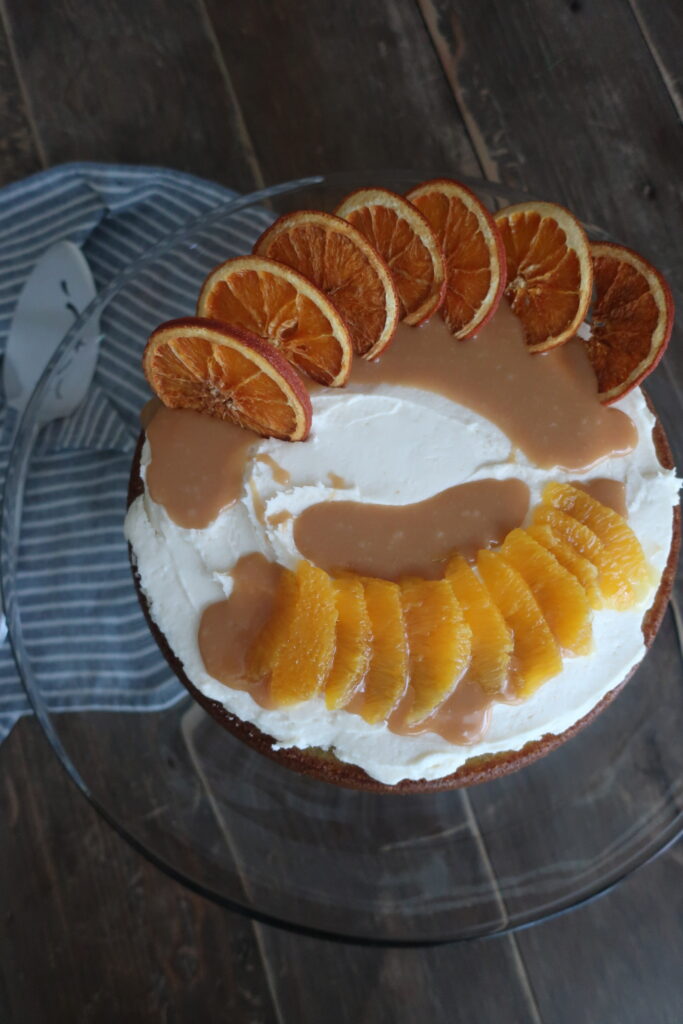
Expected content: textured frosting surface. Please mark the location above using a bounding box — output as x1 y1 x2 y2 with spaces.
125 376 680 785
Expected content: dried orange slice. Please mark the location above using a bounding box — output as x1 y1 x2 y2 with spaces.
335 188 445 325
196 255 352 387
583 242 674 403
144 318 312 441
406 178 506 338
254 210 399 359
494 201 593 352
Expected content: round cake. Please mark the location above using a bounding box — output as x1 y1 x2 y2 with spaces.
125 186 681 792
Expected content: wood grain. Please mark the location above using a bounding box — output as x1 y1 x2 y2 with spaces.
0 0 260 191
202 0 480 183
0 10 41 183
0 719 278 1024
628 0 683 122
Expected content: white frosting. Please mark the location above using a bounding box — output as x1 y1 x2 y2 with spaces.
125 377 680 786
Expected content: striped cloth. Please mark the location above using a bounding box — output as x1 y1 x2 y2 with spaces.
0 163 270 742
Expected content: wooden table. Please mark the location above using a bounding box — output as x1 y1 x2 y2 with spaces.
1 2 682 1020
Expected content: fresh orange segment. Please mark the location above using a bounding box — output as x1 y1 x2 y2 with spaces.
361 579 408 724
401 578 472 724
543 483 651 609
143 318 312 441
406 178 506 338
197 255 352 387
532 504 628 610
259 561 337 706
325 577 372 710
502 529 593 655
526 524 602 610
335 188 445 326
583 242 674 404
446 554 512 694
247 568 298 681
254 210 399 359
494 201 593 352
477 549 562 698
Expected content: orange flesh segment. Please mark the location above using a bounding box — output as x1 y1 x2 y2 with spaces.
526 524 603 610
197 259 351 387
502 529 593 655
542 483 651 609
446 554 512 694
325 577 372 710
260 561 338 706
494 203 592 352
248 568 298 681
401 578 472 724
360 579 408 724
477 549 562 698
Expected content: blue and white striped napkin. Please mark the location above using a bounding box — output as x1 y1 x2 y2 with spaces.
0 162 265 742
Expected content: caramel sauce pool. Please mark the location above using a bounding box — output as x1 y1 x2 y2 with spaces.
352 302 637 471
293 478 530 580
146 407 258 529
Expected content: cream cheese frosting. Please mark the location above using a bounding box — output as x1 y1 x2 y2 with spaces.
125 370 680 786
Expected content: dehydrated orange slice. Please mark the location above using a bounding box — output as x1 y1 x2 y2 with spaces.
144 318 312 441
401 578 471 724
406 178 506 338
196 255 352 387
446 554 512 694
360 579 408 724
335 188 445 325
325 577 372 710
494 201 593 352
477 549 562 698
254 210 399 359
583 242 674 403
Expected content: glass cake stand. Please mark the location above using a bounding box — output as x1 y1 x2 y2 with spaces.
2 172 682 946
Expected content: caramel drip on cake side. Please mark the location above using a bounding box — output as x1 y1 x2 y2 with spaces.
146 407 258 530
293 478 530 580
351 302 637 471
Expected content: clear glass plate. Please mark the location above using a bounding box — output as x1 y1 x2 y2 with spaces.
3 172 682 945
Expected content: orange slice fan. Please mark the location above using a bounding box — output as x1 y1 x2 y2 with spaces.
143 317 312 441
335 187 445 326
254 209 399 359
494 200 593 352
197 254 353 387
406 178 506 338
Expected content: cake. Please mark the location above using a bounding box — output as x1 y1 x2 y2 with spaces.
125 181 680 791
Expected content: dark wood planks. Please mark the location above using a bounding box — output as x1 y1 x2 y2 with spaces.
202 0 480 183
0 719 278 1024
628 0 683 123
0 0 260 191
254 926 541 1024
0 11 41 183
